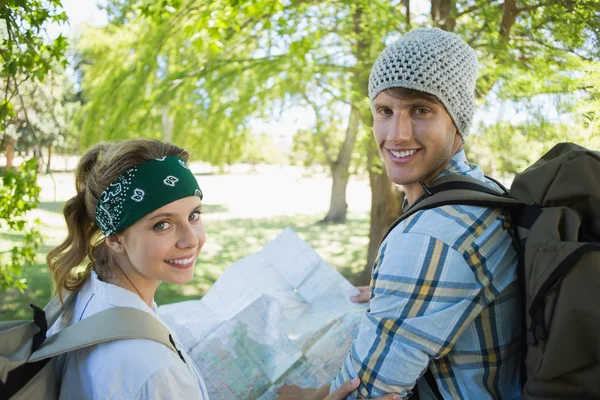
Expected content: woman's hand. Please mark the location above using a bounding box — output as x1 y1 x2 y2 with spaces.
350 286 370 303
275 385 317 400
276 378 401 400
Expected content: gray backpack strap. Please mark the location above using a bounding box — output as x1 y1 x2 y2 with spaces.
29 307 181 363
43 291 77 330
381 174 524 244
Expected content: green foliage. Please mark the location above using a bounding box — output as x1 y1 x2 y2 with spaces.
77 0 293 166
437 0 600 178
0 158 41 292
0 1 68 83
291 128 326 168
468 41 600 176
7 71 82 163
0 0 68 291
467 110 600 177
577 60 600 144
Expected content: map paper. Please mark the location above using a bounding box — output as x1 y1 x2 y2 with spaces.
159 228 367 399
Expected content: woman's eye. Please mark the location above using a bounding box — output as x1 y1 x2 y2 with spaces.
189 211 201 222
154 221 171 231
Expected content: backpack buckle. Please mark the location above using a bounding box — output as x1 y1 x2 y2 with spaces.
527 305 547 345
169 334 186 364
419 181 433 197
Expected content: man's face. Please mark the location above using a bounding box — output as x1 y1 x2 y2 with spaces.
372 89 461 189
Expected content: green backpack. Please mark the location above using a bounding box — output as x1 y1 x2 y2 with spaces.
385 142 600 399
0 291 185 400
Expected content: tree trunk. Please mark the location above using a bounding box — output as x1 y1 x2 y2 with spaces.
431 0 457 31
500 0 518 40
322 107 360 223
46 145 54 173
402 0 411 26
323 162 349 223
357 136 404 285
3 137 16 168
321 3 371 224
34 147 44 173
344 3 407 283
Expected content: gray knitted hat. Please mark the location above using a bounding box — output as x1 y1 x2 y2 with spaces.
369 28 479 136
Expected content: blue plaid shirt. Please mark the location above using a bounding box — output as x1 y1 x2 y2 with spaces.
331 150 522 399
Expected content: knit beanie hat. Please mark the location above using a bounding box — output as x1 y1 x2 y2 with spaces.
369 28 479 136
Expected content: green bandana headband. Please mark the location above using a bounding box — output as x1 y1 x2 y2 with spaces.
95 156 203 236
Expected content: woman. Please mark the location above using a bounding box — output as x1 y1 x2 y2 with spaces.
47 139 209 399
46 138 395 400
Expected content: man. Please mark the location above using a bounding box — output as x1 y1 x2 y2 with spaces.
280 28 521 399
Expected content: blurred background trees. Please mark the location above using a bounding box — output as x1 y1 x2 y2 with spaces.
0 0 69 290
1 0 599 290
77 0 599 276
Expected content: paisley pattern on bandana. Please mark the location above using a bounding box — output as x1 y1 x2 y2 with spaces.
94 156 203 236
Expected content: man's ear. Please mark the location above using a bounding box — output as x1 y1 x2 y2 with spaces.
105 234 125 253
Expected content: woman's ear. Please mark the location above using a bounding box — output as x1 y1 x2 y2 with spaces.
105 234 125 253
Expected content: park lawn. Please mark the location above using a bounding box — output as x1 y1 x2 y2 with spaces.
0 200 370 321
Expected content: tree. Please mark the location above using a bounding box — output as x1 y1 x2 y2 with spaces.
466 61 600 175
77 1 293 166
0 0 68 291
77 0 600 280
7 70 82 173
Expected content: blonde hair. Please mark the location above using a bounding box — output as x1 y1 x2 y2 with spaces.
47 138 189 301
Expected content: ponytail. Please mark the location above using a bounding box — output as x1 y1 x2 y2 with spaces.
47 145 107 303
47 192 96 301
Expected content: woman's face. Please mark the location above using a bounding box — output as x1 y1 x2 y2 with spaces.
112 195 206 294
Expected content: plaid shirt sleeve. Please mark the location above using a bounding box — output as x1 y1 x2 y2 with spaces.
330 219 511 398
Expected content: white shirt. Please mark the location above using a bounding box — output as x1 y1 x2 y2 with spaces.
48 271 209 400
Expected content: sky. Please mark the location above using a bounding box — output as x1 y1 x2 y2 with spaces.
60 0 107 30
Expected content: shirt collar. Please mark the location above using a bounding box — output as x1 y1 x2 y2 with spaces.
434 149 472 179
90 270 159 315
402 149 473 211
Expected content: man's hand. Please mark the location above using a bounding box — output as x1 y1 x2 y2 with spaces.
350 286 370 303
276 378 401 400
327 378 401 400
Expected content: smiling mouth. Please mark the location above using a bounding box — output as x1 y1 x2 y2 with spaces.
388 149 418 158
164 255 195 265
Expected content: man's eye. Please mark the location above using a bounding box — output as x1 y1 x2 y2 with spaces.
378 108 392 115
154 221 171 231
415 107 430 115
189 211 201 221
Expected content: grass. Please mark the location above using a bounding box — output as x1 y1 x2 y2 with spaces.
0 203 370 321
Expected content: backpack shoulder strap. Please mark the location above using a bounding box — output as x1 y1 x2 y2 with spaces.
29 307 181 362
43 291 77 330
381 174 524 244
390 175 524 400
